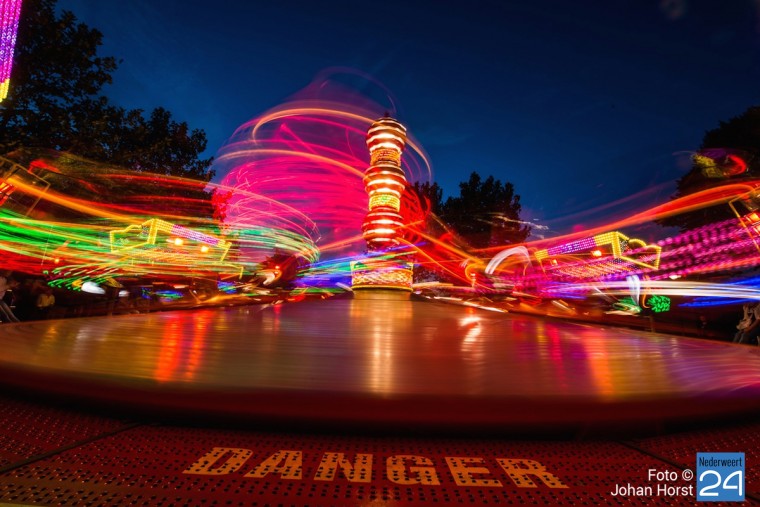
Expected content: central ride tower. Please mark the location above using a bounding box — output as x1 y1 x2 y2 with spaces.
351 115 414 292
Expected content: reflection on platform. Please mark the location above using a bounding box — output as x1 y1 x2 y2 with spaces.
1 295 759 428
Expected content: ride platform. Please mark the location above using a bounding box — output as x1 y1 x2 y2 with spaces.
0 293 758 505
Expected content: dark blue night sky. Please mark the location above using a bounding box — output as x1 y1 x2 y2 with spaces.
55 0 760 237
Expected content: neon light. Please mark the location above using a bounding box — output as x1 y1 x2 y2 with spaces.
348 115 416 291
0 0 22 103
0 180 13 206
728 189 760 253
534 231 662 278
110 218 231 260
647 294 671 313
350 258 414 290
361 115 409 251
369 194 400 211
9 73 760 304
0 157 51 215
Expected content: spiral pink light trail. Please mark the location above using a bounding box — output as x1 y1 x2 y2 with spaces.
213 74 432 266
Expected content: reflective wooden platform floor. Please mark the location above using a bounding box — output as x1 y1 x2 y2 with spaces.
1 292 759 431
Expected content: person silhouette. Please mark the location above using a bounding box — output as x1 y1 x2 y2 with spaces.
0 274 20 323
735 301 760 345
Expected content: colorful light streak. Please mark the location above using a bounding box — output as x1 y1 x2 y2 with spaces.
110 218 232 261
485 246 532 275
0 152 270 285
421 187 747 299
460 181 760 311
3 66 760 315
729 187 760 252
4 143 760 309
518 223 760 302
534 231 662 278
542 279 760 302
681 275 760 307
211 74 432 290
0 0 21 103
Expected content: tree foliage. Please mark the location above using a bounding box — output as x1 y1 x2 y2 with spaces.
439 172 530 248
410 181 444 217
657 106 760 231
0 0 213 184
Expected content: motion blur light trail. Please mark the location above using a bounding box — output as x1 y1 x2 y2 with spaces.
2 72 760 310
508 180 760 259
543 279 760 302
683 275 760 307
478 181 760 308
3 147 760 309
212 73 432 271
0 152 258 285
1 71 442 291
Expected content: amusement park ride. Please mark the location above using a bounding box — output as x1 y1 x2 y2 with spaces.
0 156 240 278
2 0 757 313
4 4 760 505
1 114 759 319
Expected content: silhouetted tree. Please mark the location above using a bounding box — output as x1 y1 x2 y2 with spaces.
410 181 444 216
657 106 760 232
0 0 116 153
0 0 213 186
440 172 530 248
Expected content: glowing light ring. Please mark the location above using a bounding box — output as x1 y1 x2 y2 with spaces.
361 116 409 251
350 258 414 291
369 194 400 210
249 105 431 180
215 76 434 284
485 246 533 275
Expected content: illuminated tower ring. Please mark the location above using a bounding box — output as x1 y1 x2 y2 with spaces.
351 115 414 291
362 115 408 249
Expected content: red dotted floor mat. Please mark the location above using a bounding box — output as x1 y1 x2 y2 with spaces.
628 420 760 495
0 395 132 469
0 395 758 506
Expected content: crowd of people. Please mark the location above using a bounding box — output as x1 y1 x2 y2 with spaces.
2 269 760 348
0 270 227 323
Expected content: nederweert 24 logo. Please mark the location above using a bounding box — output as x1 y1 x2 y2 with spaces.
697 452 745 502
